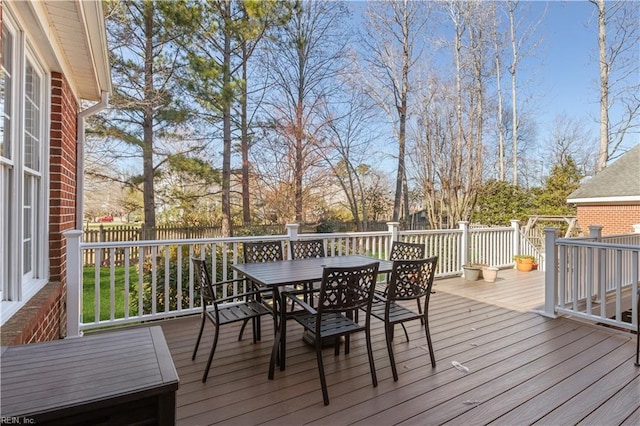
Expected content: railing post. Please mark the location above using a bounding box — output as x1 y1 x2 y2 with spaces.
387 222 399 242
459 221 469 268
511 220 520 264
589 225 603 240
543 227 559 318
64 229 83 338
286 223 299 241
386 222 399 256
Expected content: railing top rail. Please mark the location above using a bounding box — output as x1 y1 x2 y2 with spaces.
600 232 640 239
80 234 289 249
79 231 393 249
298 231 390 239
556 238 640 250
398 229 463 236
471 226 514 233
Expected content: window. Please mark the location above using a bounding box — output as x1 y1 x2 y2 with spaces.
1 13 50 323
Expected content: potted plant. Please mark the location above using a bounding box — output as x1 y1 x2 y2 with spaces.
482 266 499 282
462 264 482 281
513 254 535 272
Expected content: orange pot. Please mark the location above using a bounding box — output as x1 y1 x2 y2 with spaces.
515 258 533 272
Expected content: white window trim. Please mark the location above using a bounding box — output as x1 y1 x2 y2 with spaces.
1 11 50 326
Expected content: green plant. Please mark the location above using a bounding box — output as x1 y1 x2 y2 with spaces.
131 245 237 315
513 254 535 261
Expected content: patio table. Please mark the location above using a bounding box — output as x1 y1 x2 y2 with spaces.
232 254 394 376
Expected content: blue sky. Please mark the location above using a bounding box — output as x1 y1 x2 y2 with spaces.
348 0 637 165
533 1 600 141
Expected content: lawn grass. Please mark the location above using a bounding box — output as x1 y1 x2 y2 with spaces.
83 265 138 322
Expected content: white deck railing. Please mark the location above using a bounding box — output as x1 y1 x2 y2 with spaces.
65 221 534 335
543 227 640 332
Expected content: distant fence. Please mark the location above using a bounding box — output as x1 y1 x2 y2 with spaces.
82 224 224 266
82 221 395 266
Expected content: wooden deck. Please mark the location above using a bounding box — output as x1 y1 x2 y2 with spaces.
123 269 638 425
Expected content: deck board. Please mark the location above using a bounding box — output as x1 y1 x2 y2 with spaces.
97 269 638 425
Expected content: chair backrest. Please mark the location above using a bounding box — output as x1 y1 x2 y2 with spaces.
387 257 438 301
192 257 218 309
243 241 283 263
317 262 379 314
389 241 426 261
290 239 326 260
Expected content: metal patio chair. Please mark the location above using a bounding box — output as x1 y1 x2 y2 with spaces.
191 257 274 383
271 262 380 405
370 256 438 381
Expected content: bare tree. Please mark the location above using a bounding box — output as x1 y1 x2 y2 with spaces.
545 114 599 178
258 0 350 222
359 0 428 224
506 0 544 185
589 0 640 171
318 89 380 231
491 0 507 181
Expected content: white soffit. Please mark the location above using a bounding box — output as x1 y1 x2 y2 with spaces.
27 0 111 101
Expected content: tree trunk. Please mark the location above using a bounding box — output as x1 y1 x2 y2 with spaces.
221 0 233 237
295 24 305 223
492 0 505 181
508 0 519 186
241 40 251 224
142 1 156 240
595 0 609 172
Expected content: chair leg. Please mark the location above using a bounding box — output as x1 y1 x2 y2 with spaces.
269 317 281 380
316 337 330 405
401 323 410 342
424 315 436 368
192 313 206 360
416 297 424 325
238 318 249 341
202 325 220 383
279 304 288 371
365 326 378 387
252 316 261 343
385 321 399 381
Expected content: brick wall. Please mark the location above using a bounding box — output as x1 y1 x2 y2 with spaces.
576 204 640 236
0 73 79 346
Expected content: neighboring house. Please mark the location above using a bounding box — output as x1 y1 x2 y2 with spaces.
567 144 640 236
0 1 111 344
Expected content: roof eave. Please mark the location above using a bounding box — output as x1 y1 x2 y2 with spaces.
567 196 640 205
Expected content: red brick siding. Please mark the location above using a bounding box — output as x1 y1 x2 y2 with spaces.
576 204 640 236
0 73 78 346
49 72 78 284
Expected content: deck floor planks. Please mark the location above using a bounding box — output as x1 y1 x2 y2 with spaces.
453 335 634 425
352 326 605 426
132 269 640 426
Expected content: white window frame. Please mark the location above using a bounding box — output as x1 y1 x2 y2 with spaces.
1 11 50 325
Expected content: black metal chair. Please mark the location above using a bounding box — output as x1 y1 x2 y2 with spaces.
290 239 326 259
191 257 274 383
370 256 438 381
271 262 380 405
244 241 284 264
378 240 428 320
389 240 426 261
290 239 326 306
239 241 285 338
